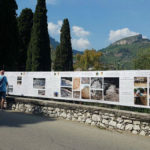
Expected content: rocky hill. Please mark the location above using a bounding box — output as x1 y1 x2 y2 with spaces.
112 34 150 46
100 34 150 70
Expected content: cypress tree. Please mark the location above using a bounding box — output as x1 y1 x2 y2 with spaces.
18 8 33 71
26 0 51 71
53 45 63 71
0 0 18 70
59 18 73 71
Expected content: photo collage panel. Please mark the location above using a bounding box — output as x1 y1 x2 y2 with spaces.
90 77 103 100
134 77 148 106
61 77 72 98
104 78 119 102
73 77 80 99
81 77 90 99
33 78 46 96
17 76 22 85
60 77 120 102
38 90 45 96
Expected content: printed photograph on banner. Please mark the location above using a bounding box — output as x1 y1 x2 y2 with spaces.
33 78 46 89
91 77 103 89
81 85 90 99
38 90 45 96
91 90 103 100
134 88 147 106
17 76 22 85
17 80 22 85
104 78 119 102
8 85 13 93
61 87 72 98
61 77 72 87
73 91 80 99
81 77 90 84
73 77 80 91
134 77 147 88
17 76 22 80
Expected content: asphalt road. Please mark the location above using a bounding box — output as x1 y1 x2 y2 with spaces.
0 110 150 150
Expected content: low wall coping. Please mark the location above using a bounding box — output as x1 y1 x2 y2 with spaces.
7 96 150 121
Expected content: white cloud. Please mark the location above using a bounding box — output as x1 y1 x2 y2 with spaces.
58 20 63 26
48 20 62 36
72 26 91 51
72 26 90 37
46 0 57 5
48 22 91 51
109 28 139 43
72 38 91 51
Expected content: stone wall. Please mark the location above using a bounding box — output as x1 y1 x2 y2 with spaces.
7 96 150 136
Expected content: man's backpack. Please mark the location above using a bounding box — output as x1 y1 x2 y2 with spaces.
0 77 4 88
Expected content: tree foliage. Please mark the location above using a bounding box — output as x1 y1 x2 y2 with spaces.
0 0 18 70
54 18 73 71
17 8 33 71
26 0 51 71
74 49 103 71
134 48 150 70
53 45 64 71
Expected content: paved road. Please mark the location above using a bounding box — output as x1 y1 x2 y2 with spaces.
0 110 150 150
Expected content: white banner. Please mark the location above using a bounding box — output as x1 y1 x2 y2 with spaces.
5 70 150 109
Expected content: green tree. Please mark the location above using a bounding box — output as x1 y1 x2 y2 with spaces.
26 0 51 71
58 18 73 71
0 0 18 70
74 49 103 71
53 45 64 71
18 8 33 71
134 49 150 70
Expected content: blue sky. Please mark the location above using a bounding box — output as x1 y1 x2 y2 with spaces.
16 0 150 51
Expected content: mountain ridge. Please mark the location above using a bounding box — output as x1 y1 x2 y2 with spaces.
99 34 150 70
111 34 150 46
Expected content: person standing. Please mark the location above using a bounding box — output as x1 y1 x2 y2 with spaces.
0 70 8 110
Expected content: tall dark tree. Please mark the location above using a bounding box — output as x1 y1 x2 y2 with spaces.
18 8 33 71
26 0 51 71
53 45 63 71
59 18 73 71
0 0 18 70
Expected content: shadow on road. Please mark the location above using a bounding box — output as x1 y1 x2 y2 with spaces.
0 110 56 127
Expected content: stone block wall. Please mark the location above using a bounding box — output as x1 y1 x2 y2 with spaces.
7 97 150 136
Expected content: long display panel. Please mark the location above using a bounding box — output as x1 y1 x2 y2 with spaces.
5 71 150 109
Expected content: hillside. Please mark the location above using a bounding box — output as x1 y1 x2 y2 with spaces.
50 37 59 49
50 36 83 55
100 34 150 70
